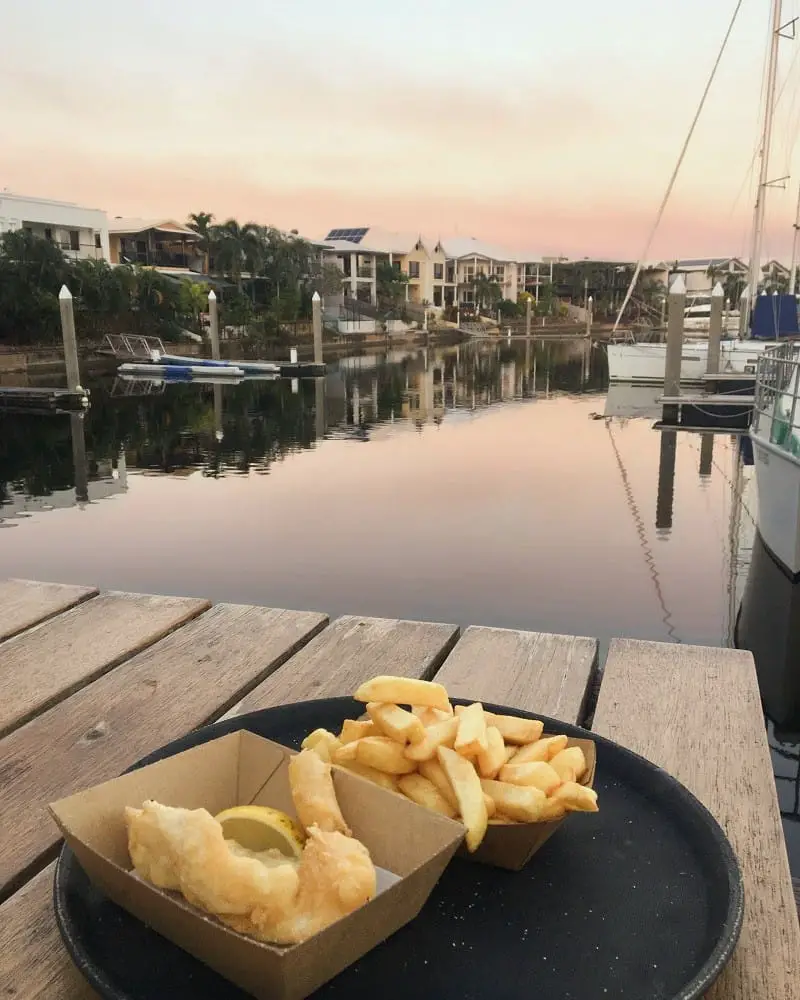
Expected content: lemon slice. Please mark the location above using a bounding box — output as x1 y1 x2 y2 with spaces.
214 805 305 859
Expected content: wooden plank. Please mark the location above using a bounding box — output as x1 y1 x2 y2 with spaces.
0 591 210 738
0 579 98 643
228 614 459 715
434 626 598 723
0 603 327 902
593 639 800 1000
0 865 98 1000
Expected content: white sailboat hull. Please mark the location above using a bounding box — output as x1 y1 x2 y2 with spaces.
752 436 800 576
608 339 770 383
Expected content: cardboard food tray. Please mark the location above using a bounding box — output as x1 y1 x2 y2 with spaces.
459 734 597 870
49 731 465 1000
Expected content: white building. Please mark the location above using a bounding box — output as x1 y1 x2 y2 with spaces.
321 226 548 313
0 192 110 261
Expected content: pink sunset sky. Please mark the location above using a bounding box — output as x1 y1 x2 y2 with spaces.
4 0 800 260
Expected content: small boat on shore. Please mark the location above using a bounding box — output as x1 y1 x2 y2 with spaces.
118 363 245 378
152 352 280 376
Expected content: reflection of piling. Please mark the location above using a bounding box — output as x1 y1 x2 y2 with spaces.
707 282 724 375
312 291 323 365
525 297 532 337
58 286 81 393
655 430 677 531
315 377 326 441
208 290 220 360
699 433 714 477
663 277 686 423
213 384 224 443
70 412 89 504
586 296 593 338
116 449 128 489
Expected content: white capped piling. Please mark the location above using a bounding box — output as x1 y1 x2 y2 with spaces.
707 282 724 375
525 296 532 337
290 347 298 364
312 291 323 365
208 290 220 360
663 275 686 413
58 286 81 393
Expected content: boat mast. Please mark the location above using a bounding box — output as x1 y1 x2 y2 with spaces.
746 0 784 325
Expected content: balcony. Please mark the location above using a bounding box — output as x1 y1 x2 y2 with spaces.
357 265 374 278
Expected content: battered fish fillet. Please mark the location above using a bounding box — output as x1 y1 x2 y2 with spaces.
125 801 375 945
288 749 351 835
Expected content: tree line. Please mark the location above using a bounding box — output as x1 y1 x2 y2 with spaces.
0 214 342 347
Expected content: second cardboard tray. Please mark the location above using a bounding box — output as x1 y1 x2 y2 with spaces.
54 697 744 1000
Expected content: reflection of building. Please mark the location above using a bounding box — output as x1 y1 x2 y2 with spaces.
401 366 446 427
109 218 203 273
0 191 110 261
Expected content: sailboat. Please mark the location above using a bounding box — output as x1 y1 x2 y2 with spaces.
608 0 799 384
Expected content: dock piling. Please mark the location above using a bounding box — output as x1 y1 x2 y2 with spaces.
525 297 532 337
208 291 220 360
707 282 724 375
586 296 593 338
58 286 81 393
663 276 686 423
312 291 323 365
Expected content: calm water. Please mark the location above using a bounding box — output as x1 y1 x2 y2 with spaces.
3 338 800 868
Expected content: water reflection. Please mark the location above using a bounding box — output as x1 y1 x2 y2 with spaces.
0 339 604 510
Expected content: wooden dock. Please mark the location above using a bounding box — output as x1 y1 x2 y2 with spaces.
0 578 798 999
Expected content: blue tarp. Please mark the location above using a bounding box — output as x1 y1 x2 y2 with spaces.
751 294 799 339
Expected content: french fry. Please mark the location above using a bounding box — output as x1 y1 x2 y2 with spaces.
354 676 451 713
418 759 459 812
504 745 518 764
538 798 567 822
479 779 547 822
498 760 562 795
397 773 457 818
454 702 488 757
335 759 399 792
551 781 598 813
367 702 426 745
483 792 497 818
412 705 453 725
476 726 506 778
356 736 417 774
513 734 569 765
404 716 459 762
550 747 587 783
456 706 544 745
438 747 488 851
339 719 376 744
332 740 361 764
301 728 342 762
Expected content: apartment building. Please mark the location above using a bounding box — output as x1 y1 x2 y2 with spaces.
322 227 546 312
0 192 110 261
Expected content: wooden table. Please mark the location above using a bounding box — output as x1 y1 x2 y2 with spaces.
1 578 798 999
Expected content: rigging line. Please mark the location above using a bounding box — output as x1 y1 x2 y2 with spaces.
603 420 680 642
613 0 745 333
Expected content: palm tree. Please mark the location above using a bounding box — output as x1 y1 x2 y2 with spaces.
472 272 502 314
187 212 214 274
211 219 261 290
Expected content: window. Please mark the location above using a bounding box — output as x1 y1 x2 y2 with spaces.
433 287 443 307
69 230 80 252
434 263 444 280
408 261 420 278
95 233 102 249
44 227 52 241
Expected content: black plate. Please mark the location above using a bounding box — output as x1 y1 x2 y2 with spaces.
54 698 743 1000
